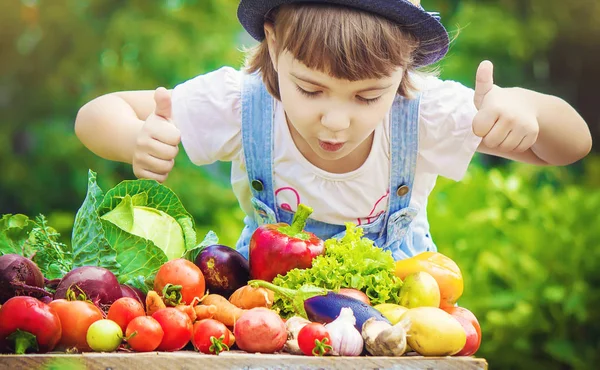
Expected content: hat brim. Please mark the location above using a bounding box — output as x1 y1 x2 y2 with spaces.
237 0 449 66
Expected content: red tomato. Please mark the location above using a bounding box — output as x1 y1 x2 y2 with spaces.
0 296 62 354
152 308 193 351
191 319 231 355
443 306 482 356
297 323 332 356
108 297 145 333
153 259 206 305
125 316 164 352
48 299 103 351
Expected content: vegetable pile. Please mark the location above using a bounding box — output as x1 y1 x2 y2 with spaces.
0 170 482 359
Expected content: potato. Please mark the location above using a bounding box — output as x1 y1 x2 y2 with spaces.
233 307 287 353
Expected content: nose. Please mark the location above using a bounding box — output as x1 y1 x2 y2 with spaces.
321 108 350 132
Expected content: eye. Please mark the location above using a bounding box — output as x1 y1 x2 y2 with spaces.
295 85 321 98
356 95 382 105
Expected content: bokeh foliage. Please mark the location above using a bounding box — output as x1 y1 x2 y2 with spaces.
1 1 598 368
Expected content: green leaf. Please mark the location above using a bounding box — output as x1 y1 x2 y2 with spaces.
101 219 167 292
101 195 135 232
186 230 219 262
71 170 120 270
29 215 72 280
0 214 34 256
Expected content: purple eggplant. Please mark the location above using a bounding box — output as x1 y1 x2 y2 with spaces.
195 245 250 298
304 291 390 330
249 280 390 332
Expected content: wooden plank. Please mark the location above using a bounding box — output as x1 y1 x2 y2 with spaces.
0 351 488 370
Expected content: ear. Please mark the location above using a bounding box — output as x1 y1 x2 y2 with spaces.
264 23 279 72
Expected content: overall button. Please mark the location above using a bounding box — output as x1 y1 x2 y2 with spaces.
396 185 410 196
251 179 264 191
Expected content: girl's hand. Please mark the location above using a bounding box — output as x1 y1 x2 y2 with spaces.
472 61 540 153
132 87 181 182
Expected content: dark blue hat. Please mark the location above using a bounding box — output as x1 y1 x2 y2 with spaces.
237 0 450 67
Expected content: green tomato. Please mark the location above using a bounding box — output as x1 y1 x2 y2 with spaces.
86 319 123 352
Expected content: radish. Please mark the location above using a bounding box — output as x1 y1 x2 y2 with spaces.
234 307 287 353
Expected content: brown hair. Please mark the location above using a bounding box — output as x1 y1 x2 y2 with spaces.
244 3 423 100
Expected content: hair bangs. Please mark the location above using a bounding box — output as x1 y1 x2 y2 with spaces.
276 4 417 81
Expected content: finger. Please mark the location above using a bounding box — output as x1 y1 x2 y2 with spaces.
474 60 494 110
150 123 181 147
472 109 499 138
481 119 511 149
134 168 169 183
497 130 526 152
514 133 538 153
135 154 175 176
147 139 179 161
154 87 172 120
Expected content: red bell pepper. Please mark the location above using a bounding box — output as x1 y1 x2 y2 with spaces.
249 204 324 282
0 296 62 354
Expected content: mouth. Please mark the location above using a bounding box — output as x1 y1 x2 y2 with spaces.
318 140 345 152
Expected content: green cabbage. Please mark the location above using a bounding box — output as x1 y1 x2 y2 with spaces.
101 196 186 260
70 170 216 291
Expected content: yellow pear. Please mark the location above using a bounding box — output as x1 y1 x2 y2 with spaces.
373 303 409 325
399 271 441 308
400 307 466 356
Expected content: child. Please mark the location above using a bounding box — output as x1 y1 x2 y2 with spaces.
74 0 592 261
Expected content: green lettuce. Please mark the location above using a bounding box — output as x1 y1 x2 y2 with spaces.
271 223 403 318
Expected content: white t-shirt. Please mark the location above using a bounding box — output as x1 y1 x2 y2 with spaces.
172 67 481 232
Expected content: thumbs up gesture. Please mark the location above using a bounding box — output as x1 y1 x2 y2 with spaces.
132 87 181 183
472 61 539 153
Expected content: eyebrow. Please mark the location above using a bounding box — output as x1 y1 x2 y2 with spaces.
290 72 393 93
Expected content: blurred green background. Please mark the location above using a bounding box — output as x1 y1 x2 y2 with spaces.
1 0 599 368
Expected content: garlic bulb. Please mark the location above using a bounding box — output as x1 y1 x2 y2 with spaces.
283 316 310 355
361 317 410 357
324 307 364 356
362 317 392 355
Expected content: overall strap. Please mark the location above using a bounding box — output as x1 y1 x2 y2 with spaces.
240 72 279 221
383 94 421 233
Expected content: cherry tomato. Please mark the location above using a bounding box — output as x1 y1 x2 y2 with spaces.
152 308 192 351
125 316 164 352
108 297 145 333
153 259 205 305
86 319 123 352
297 323 332 356
0 296 62 354
48 299 103 351
191 319 231 355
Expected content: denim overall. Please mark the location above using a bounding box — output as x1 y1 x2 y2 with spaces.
235 73 436 261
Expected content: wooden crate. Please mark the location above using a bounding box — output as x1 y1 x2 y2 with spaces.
0 351 488 370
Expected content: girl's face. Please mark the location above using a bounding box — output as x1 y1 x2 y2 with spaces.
274 50 403 170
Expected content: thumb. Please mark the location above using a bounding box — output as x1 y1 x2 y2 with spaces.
154 87 172 120
473 60 494 110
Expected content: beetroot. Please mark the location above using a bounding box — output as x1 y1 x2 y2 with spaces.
54 266 122 306
0 254 51 304
120 284 146 309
